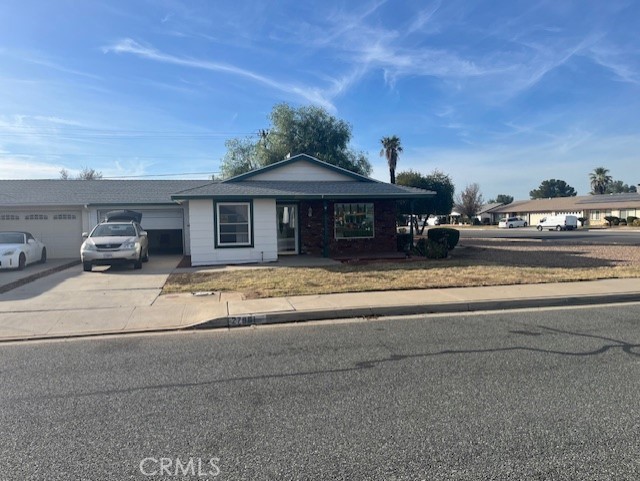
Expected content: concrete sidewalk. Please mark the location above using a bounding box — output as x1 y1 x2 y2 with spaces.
1 276 640 342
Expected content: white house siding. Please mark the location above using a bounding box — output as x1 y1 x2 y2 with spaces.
188 199 277 266
246 160 353 182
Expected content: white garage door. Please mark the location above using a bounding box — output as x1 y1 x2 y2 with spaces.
0 210 83 258
98 209 184 230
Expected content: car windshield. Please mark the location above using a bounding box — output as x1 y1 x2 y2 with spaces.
0 233 25 244
91 224 136 237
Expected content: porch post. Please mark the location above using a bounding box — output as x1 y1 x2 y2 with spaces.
322 199 329 258
409 199 415 248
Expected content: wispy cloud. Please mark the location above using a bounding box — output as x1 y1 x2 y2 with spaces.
586 44 640 85
104 38 337 110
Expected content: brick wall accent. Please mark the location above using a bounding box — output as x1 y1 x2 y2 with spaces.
299 200 397 257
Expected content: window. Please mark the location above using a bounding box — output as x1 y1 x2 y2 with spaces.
590 210 600 221
53 214 77 220
334 203 374 239
0 214 19 221
216 202 252 246
24 214 48 220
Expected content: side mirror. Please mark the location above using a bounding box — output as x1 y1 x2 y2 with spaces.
139 231 148 237
82 232 89 239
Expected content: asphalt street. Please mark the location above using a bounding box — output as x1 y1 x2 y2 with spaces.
459 227 640 245
1 305 640 480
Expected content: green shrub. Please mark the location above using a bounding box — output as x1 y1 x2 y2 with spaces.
604 215 619 227
627 216 638 225
634 219 640 227
578 217 588 226
396 233 412 253
619 219 627 226
427 227 460 250
414 238 448 259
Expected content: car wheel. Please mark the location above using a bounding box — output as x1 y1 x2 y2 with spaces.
508 224 513 228
555 225 562 231
537 226 542 231
83 262 92 272
524 222 528 227
134 256 142 269
40 248 47 264
142 249 149 263
18 253 26 270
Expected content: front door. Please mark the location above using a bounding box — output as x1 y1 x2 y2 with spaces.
276 204 298 254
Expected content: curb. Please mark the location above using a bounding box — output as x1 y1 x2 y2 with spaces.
190 292 640 330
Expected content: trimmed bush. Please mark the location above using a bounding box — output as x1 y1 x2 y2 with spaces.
604 215 619 227
414 238 448 259
627 216 638 225
396 233 412 253
578 217 588 226
634 219 640 227
427 227 460 250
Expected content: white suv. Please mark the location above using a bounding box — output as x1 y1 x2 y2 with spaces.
81 211 149 272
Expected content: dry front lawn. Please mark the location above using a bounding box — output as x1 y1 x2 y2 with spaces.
163 240 640 299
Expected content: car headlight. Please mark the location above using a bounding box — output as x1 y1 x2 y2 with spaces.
82 242 96 251
121 241 137 249
1 249 15 256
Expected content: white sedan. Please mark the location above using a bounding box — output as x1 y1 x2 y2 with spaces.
0 232 47 270
498 217 528 228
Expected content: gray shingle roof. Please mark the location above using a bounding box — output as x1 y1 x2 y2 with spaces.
0 180 211 206
489 193 640 213
172 180 434 200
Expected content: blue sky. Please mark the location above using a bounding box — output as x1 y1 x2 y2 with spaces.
1 0 638 200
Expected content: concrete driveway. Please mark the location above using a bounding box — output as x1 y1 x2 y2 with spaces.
0 256 182 339
0 255 181 311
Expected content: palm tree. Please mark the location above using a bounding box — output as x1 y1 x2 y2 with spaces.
589 167 612 195
380 136 403 184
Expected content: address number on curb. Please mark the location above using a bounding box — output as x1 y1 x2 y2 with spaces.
228 314 267 327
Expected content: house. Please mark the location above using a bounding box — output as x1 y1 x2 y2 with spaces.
476 203 504 225
172 154 435 266
0 179 208 258
0 154 435 264
487 193 640 226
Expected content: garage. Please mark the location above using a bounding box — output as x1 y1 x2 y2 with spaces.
97 208 185 254
0 209 83 258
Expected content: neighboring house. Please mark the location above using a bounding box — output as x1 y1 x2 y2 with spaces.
476 203 504 224
172 154 435 266
0 180 208 258
0 154 434 263
487 193 640 226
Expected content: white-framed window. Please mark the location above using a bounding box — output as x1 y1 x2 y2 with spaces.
334 203 375 239
0 214 19 220
24 214 48 220
590 210 601 220
216 202 252 247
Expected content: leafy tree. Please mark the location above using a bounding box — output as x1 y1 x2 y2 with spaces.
220 137 259 178
605 180 637 194
455 183 484 222
529 179 577 199
221 103 372 178
488 194 513 204
60 167 103 180
380 135 403 184
589 167 612 195
396 169 455 234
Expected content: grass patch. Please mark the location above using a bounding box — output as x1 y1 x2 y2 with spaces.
163 259 640 299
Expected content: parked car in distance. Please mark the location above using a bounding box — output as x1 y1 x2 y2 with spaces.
537 215 578 231
498 217 528 228
80 211 149 272
0 231 46 270
426 215 441 226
